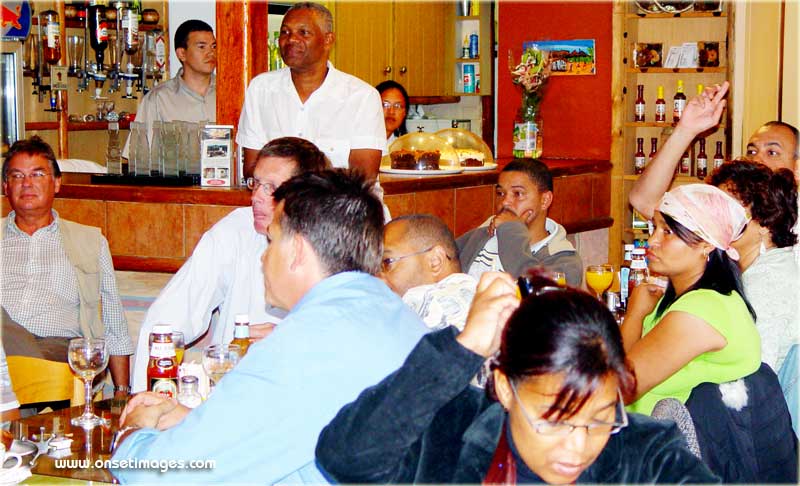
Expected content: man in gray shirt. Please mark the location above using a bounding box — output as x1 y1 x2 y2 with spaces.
122 19 216 159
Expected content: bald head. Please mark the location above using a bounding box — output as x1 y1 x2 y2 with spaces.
746 121 799 172
380 214 461 297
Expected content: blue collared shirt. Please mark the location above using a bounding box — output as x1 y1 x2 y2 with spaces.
112 272 428 484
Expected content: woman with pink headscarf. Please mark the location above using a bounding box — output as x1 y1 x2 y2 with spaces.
621 184 760 415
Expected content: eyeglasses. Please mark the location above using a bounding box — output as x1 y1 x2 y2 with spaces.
6 170 51 183
382 101 405 111
246 177 277 196
380 246 453 273
509 380 628 437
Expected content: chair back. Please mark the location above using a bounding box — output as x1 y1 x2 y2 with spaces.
652 398 702 459
6 356 75 405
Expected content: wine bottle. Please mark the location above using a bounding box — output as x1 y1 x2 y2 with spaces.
634 84 645 122
696 138 708 179
673 80 686 122
634 138 646 175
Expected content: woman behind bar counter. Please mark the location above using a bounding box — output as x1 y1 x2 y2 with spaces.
315 272 717 484
376 80 409 144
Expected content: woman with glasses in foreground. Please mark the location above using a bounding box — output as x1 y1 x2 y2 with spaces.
315 272 716 484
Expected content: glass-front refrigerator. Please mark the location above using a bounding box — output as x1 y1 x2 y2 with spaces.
1 40 25 157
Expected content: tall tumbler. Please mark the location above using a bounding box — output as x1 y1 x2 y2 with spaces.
67 35 84 75
150 121 163 176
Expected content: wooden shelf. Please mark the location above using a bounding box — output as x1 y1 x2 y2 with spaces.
408 96 461 105
32 18 162 31
626 11 726 19
627 67 726 74
624 121 676 128
26 120 131 131
623 174 703 182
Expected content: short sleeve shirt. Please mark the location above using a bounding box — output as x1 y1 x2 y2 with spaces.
236 62 387 168
628 289 761 415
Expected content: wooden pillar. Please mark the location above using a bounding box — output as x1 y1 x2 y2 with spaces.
215 1 269 127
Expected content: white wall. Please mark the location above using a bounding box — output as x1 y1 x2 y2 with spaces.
168 1 216 78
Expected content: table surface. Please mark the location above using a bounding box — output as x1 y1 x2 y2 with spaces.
13 400 123 484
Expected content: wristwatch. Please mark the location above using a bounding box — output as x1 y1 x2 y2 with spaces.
114 385 131 394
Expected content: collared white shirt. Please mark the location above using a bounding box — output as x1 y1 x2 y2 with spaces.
1 211 132 355
236 62 387 168
467 217 558 279
122 68 216 159
131 207 286 392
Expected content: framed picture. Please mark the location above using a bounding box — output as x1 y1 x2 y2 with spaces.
698 41 720 67
634 42 663 68
200 125 233 187
523 39 596 76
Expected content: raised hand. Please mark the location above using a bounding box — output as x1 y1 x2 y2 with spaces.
457 272 520 357
677 81 729 137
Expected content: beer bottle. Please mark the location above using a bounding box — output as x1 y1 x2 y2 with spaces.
147 324 178 398
230 314 251 356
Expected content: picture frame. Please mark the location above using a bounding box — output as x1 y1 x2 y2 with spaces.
634 42 663 68
697 41 720 67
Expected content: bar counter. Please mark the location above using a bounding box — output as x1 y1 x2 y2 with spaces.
1 158 612 273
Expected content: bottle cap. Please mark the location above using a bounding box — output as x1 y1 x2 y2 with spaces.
152 323 173 335
677 79 684 88
234 314 250 324
657 86 664 97
697 83 704 94
180 375 199 385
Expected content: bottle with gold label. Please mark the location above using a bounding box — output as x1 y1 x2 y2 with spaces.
231 314 251 356
655 86 666 123
147 324 178 398
673 80 686 122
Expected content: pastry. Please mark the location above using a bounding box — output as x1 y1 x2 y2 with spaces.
455 148 485 167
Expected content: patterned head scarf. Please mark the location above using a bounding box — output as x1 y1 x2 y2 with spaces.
658 184 749 261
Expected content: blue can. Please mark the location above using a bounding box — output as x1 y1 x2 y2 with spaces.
463 64 475 93
469 33 479 58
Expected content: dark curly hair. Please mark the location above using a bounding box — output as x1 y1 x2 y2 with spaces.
709 160 798 248
489 272 636 419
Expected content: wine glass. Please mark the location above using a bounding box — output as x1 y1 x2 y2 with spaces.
68 338 109 429
585 264 614 301
202 344 241 394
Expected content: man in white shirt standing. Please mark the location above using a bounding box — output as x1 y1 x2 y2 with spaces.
236 2 385 180
131 137 328 392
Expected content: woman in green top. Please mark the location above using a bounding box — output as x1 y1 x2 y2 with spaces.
622 184 761 415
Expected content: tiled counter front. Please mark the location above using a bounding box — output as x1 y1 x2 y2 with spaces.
0 159 611 272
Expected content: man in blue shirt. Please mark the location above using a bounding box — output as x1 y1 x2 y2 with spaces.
112 170 428 484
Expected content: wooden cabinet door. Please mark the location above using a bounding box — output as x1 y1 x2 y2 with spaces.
332 2 392 87
393 2 447 96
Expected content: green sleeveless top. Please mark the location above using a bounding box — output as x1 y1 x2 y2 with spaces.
628 289 761 415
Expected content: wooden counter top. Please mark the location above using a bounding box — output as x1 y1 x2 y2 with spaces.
57 158 612 204
2 158 612 272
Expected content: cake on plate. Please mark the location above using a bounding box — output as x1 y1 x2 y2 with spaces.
390 149 441 170
455 148 485 167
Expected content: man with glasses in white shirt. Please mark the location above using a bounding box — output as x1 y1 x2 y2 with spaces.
131 137 328 392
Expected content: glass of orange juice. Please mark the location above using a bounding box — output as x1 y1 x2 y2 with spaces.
552 271 567 287
585 264 614 300
172 331 185 365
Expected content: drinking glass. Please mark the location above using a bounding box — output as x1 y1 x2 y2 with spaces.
552 271 567 287
172 332 185 365
67 35 84 74
202 344 240 393
68 338 109 429
586 264 614 300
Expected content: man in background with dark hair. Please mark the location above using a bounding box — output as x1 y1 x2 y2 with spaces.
114 169 427 484
381 214 477 331
457 159 583 286
1 136 132 396
131 137 328 392
122 19 216 159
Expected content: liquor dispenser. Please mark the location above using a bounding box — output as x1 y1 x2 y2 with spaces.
117 1 140 99
40 10 62 111
87 0 109 99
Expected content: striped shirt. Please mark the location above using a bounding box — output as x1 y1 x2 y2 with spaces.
1 212 133 355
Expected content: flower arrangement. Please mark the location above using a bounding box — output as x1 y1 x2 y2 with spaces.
509 46 551 122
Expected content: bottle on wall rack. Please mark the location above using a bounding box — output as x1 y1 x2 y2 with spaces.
655 86 666 123
634 84 645 122
648 137 658 162
712 141 724 170
679 150 691 176
634 137 646 175
695 138 708 179
673 80 686 122
40 10 62 66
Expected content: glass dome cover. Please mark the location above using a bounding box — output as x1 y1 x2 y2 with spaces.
435 128 494 165
387 132 459 168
